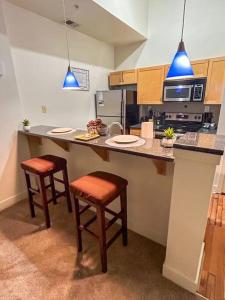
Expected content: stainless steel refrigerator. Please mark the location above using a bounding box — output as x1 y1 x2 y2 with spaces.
95 90 139 132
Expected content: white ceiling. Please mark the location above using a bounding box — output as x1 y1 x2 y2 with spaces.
7 0 146 46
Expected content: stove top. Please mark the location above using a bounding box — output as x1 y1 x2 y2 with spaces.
155 123 202 134
154 112 203 136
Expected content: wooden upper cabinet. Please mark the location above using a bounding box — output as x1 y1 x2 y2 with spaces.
137 66 164 104
191 60 209 77
164 65 170 79
205 57 225 104
109 71 123 86
164 60 209 78
109 69 137 86
122 69 137 84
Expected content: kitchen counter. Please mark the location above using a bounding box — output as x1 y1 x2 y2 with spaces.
174 132 225 155
18 125 225 293
19 125 174 162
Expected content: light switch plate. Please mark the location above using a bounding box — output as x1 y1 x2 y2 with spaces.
204 106 210 113
41 105 47 113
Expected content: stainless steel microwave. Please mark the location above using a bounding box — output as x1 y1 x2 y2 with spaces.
163 77 207 102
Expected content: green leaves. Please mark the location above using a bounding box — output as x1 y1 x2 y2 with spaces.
22 118 30 126
164 127 174 139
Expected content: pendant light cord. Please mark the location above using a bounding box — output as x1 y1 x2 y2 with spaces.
181 0 186 41
62 0 71 66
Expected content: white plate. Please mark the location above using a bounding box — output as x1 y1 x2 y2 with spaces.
111 135 140 144
51 127 73 134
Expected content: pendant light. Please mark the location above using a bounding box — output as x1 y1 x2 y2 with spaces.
166 0 194 79
62 0 79 89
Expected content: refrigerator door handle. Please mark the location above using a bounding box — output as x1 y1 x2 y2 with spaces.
121 90 126 134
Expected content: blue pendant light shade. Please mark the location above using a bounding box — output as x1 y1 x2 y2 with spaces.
166 41 194 79
63 66 80 89
166 0 194 79
62 0 80 90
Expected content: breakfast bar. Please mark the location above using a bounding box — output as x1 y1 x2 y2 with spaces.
19 125 225 293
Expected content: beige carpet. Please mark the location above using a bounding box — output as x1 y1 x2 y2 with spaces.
0 199 202 300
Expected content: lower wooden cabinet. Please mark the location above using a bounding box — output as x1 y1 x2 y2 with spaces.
205 57 225 104
130 128 141 136
137 66 164 104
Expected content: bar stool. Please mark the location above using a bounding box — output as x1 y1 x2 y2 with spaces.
21 155 72 228
70 171 128 272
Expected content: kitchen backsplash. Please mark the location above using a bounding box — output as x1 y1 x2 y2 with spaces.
140 103 221 124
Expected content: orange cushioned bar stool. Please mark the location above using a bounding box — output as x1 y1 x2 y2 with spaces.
70 171 128 273
21 155 72 228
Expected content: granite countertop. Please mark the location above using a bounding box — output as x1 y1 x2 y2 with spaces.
174 132 225 155
19 125 174 162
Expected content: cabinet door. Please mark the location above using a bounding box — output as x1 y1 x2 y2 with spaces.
164 65 170 79
130 128 141 136
205 57 225 104
122 69 137 84
191 60 209 77
137 66 164 104
109 72 122 86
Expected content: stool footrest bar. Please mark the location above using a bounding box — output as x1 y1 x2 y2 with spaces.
29 187 40 195
33 201 43 209
53 177 64 184
79 204 90 215
106 228 123 249
83 215 97 228
79 225 98 238
105 215 119 230
55 190 66 198
105 207 123 218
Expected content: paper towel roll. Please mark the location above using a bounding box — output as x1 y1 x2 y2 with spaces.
141 121 154 139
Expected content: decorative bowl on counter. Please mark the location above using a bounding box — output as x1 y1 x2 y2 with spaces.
87 118 108 136
161 137 176 148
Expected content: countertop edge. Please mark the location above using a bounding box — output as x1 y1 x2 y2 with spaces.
173 143 224 156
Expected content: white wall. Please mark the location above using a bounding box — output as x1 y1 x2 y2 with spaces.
3 1 114 129
115 0 225 69
93 0 149 37
0 0 28 210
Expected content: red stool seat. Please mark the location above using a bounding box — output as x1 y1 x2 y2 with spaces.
21 155 72 228
70 171 128 204
21 155 66 175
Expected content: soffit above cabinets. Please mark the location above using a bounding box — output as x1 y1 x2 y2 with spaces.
7 0 147 46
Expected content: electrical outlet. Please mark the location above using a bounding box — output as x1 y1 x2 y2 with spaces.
204 106 210 113
41 105 47 113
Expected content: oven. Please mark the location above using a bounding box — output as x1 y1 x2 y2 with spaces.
163 77 207 102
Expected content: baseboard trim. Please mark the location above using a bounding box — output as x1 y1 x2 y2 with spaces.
163 263 198 293
0 191 27 212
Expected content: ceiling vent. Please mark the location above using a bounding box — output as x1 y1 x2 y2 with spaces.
64 19 79 28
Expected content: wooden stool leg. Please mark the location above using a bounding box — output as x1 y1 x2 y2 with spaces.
50 174 57 205
62 168 72 213
25 172 35 218
74 197 82 252
39 176 51 228
120 188 128 246
96 206 107 273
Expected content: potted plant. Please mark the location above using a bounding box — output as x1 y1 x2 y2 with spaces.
22 118 31 132
161 127 176 148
